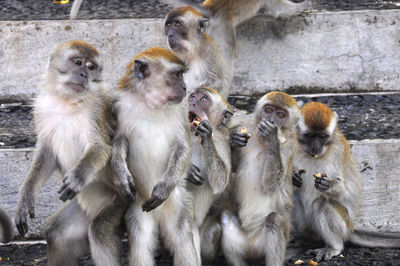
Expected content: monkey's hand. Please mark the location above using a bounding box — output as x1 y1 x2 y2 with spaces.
142 181 172 212
186 164 204 186
314 173 330 192
58 170 85 202
230 131 251 148
15 196 35 236
113 170 136 202
293 169 306 188
257 120 278 143
195 120 213 139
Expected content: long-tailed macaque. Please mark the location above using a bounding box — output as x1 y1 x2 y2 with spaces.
111 47 200 266
220 92 300 266
291 101 400 261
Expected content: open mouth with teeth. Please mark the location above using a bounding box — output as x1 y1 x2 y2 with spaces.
188 111 201 125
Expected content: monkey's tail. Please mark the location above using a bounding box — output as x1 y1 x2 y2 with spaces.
349 230 400 248
69 0 84 20
0 206 13 243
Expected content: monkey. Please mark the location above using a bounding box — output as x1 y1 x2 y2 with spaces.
111 47 200 266
0 205 13 243
163 0 311 62
290 101 400 262
70 0 84 20
219 91 300 266
14 40 125 266
186 86 232 261
164 6 233 98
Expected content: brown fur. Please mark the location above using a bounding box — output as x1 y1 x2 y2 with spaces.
64 40 99 57
266 91 297 108
301 102 335 131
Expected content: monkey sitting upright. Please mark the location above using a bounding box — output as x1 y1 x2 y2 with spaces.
164 6 233 98
291 101 400 262
14 41 125 266
187 86 232 261
220 92 300 266
111 47 199 266
164 0 311 62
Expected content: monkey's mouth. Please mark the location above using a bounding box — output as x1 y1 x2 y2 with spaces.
66 82 85 93
188 111 201 123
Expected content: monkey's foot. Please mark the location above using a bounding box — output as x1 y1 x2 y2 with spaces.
306 247 341 261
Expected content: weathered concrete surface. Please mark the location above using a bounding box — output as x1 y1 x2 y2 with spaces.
1 10 400 101
0 139 399 239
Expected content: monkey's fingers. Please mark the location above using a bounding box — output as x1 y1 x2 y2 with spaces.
15 216 27 236
298 169 306 175
187 172 204 186
59 187 77 202
292 174 303 188
142 196 163 212
29 205 35 219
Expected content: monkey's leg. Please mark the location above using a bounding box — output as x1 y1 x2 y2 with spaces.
160 202 199 266
220 211 248 266
45 199 89 266
264 212 286 266
308 197 348 261
126 202 157 266
89 199 126 266
199 214 222 262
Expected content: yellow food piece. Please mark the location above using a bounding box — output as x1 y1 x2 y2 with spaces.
309 259 318 266
193 120 200 126
294 259 304 264
240 128 248 134
53 0 70 4
313 173 323 178
339 255 344 258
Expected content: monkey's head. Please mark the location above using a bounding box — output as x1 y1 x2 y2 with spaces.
188 87 232 132
45 40 102 100
255 92 300 141
297 102 338 158
118 47 187 109
164 6 208 57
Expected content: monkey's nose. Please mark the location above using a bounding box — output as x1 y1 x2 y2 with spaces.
80 70 88 78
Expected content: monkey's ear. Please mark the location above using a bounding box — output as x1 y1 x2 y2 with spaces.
134 60 150 80
197 18 208 34
222 110 233 126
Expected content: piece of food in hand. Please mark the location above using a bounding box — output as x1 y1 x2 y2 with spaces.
313 173 323 179
294 259 304 264
309 259 318 266
314 154 319 158
240 127 252 138
192 117 201 126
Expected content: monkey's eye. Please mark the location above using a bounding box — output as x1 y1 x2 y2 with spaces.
201 96 208 101
319 134 329 139
189 95 196 101
175 71 183 78
277 112 286 118
264 107 273 113
87 63 96 71
166 22 172 27
73 59 82 66
175 21 181 27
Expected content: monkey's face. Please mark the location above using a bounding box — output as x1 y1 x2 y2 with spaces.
260 104 289 129
164 8 208 56
50 49 102 99
133 59 187 109
297 130 331 158
188 88 232 132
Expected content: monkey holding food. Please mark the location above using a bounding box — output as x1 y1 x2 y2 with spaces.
291 102 400 262
220 92 300 266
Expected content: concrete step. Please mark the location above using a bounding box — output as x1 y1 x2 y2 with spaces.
1 138 399 238
1 10 400 101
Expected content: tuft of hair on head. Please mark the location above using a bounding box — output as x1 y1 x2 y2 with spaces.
166 6 203 20
301 102 335 131
266 91 297 108
60 40 99 58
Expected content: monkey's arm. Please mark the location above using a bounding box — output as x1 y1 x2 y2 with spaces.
258 120 284 193
198 121 231 195
59 139 112 202
142 133 191 212
16 144 57 236
110 134 136 202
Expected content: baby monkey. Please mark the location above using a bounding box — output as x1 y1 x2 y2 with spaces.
292 102 400 261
